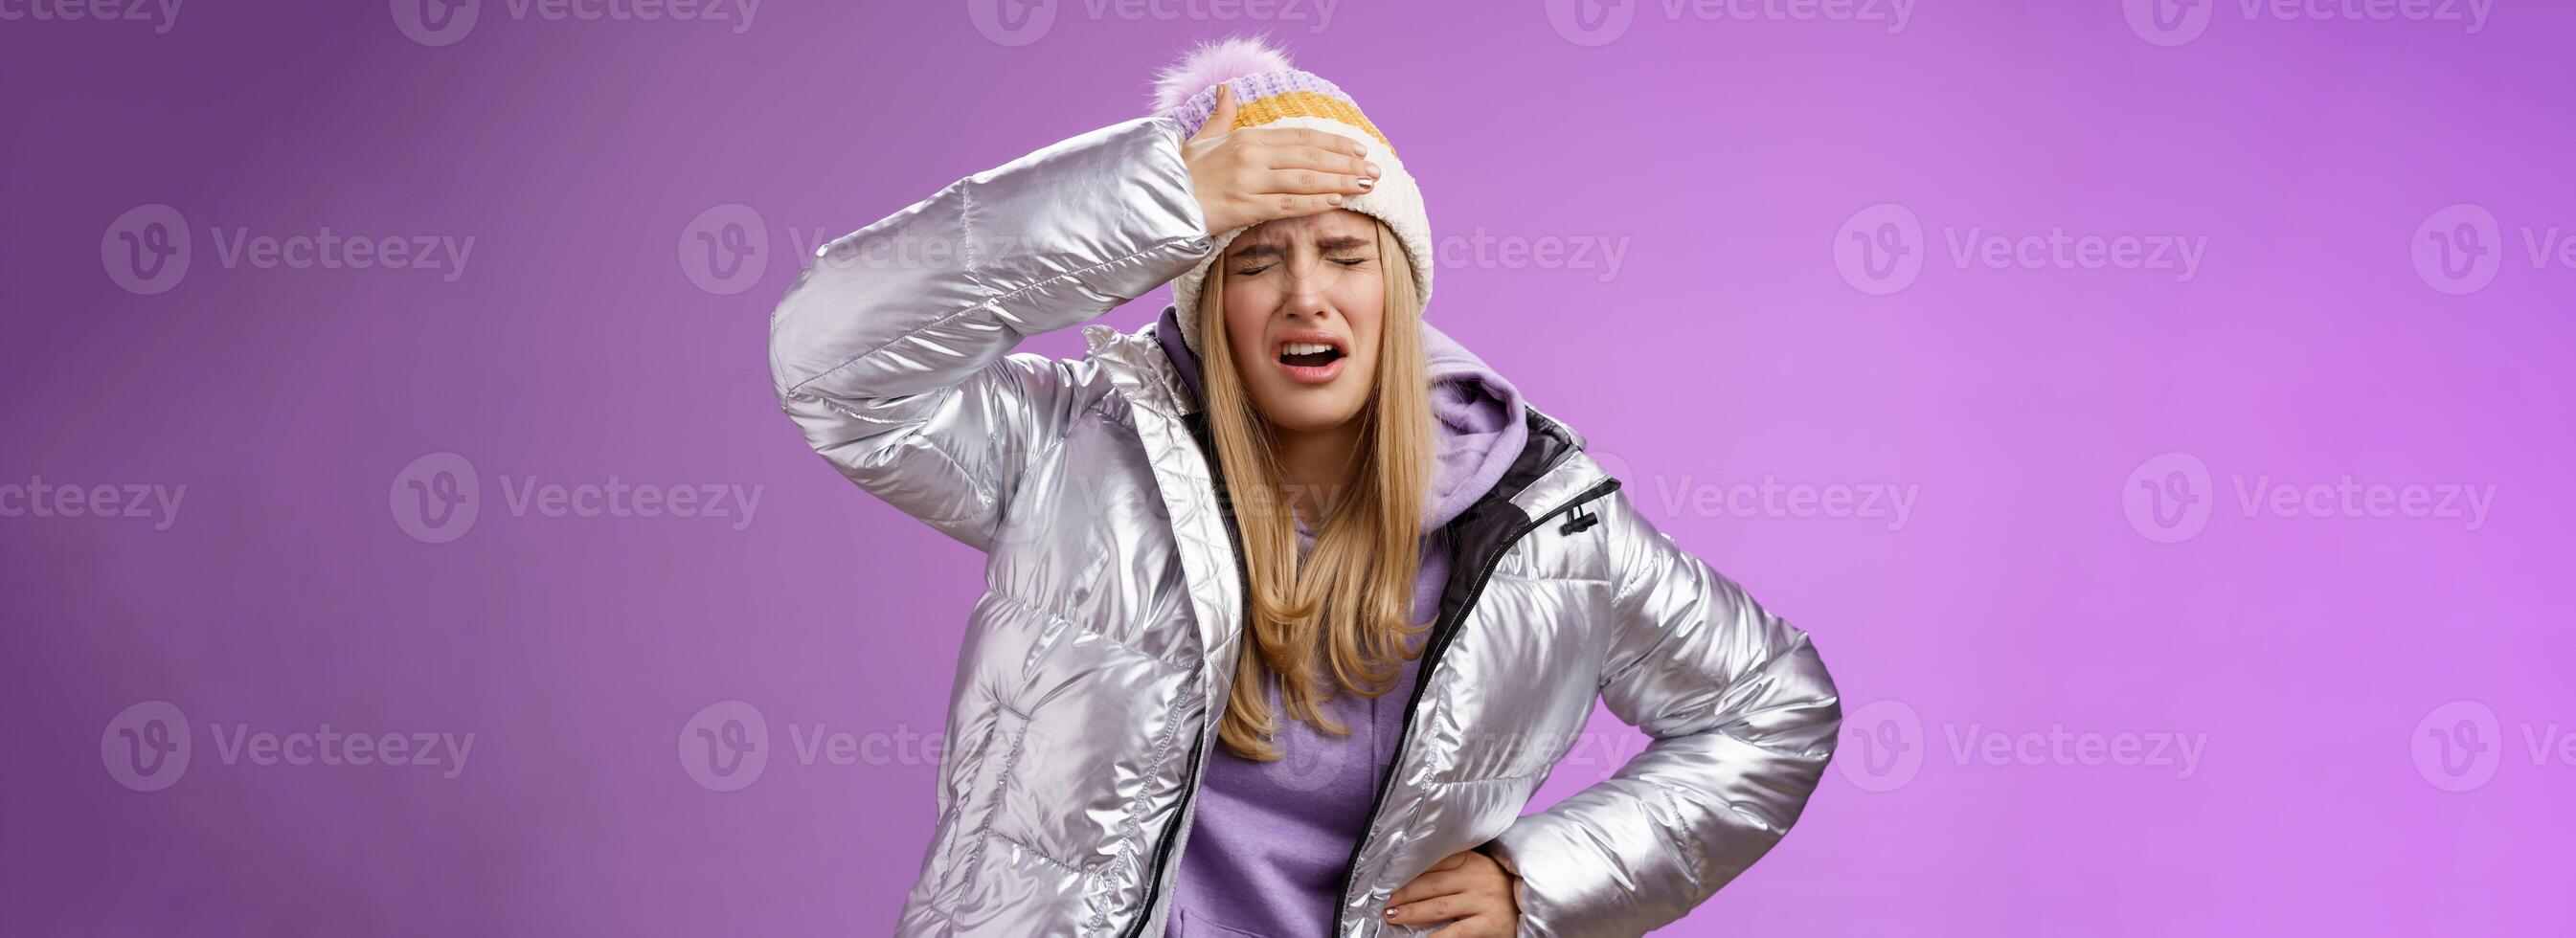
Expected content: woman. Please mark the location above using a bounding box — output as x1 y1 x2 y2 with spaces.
768 38 1841 938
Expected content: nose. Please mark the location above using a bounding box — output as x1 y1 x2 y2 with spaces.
1277 258 1339 323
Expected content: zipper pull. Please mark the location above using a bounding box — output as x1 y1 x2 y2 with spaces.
1559 502 1599 535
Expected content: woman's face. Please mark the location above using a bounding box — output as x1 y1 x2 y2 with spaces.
1220 209 1386 436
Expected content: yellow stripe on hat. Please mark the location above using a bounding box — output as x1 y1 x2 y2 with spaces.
1230 90 1396 157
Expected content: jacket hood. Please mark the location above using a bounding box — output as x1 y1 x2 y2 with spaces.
1150 304 1528 532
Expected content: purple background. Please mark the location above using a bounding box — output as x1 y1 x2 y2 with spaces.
5 0 2571 934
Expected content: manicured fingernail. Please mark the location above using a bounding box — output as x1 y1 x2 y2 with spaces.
1355 177 1374 190
1384 906 1398 919
1365 162 1382 176
1327 194 1344 205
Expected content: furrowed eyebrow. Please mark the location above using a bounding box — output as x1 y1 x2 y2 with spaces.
1228 235 1370 261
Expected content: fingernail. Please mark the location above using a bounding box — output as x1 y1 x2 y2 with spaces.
1327 194 1344 205
1384 906 1398 919
1365 162 1382 177
1355 177 1374 190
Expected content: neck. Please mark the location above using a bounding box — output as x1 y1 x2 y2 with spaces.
1272 418 1365 524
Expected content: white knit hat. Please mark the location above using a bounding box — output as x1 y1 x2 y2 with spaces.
1153 37 1434 357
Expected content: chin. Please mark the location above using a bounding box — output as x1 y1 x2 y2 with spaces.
1256 395 1367 436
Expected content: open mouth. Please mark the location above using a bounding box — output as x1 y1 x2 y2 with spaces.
1278 342 1345 368
1272 331 1348 385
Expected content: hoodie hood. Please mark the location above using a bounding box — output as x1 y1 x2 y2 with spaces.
1151 304 1527 533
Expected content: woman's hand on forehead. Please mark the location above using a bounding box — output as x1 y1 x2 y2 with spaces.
1183 83 1383 235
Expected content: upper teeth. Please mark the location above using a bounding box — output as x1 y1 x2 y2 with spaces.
1283 343 1334 355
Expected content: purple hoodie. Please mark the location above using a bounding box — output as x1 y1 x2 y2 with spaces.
1150 306 1529 937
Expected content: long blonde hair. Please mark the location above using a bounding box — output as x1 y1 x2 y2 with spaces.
1198 215 1435 761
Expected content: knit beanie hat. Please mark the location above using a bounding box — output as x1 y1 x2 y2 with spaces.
1153 37 1434 357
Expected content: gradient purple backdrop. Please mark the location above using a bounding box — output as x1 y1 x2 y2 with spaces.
4 0 2571 934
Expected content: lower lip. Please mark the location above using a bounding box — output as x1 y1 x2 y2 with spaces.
1276 356 1344 385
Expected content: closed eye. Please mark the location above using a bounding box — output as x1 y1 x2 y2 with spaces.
1228 252 1372 276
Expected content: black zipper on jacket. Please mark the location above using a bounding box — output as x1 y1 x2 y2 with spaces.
1327 476 1622 936
1119 723 1205 938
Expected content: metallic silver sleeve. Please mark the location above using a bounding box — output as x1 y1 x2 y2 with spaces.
767 115 1212 548
1484 491 1843 937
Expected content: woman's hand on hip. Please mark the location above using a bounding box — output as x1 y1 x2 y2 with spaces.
1181 83 1381 235
1384 847 1520 936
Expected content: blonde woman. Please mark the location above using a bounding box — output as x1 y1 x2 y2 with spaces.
768 37 1841 938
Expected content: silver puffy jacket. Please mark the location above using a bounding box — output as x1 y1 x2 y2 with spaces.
768 114 1842 938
